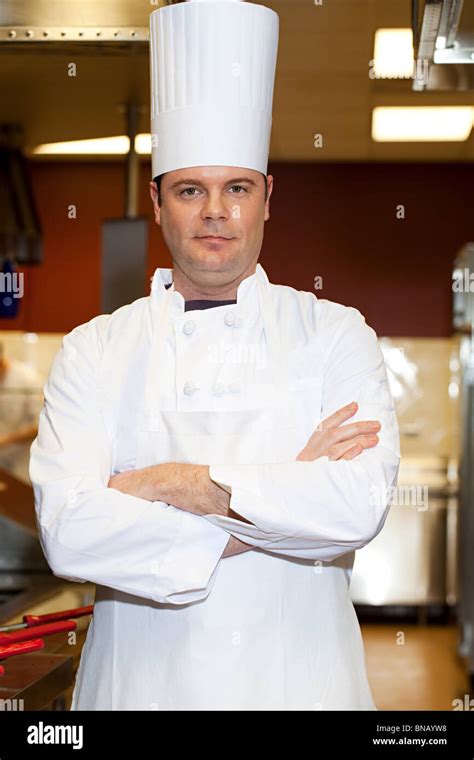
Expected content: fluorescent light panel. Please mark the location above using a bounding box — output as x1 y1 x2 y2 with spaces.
372 107 474 142
373 29 414 79
33 134 152 155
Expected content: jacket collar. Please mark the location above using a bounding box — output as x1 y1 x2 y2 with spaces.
150 262 269 312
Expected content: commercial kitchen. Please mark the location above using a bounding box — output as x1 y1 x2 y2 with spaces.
0 0 474 713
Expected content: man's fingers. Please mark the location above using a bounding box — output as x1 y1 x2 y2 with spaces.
341 444 362 461
304 417 381 451
327 433 379 461
329 420 381 444
318 401 359 432
296 402 382 462
297 432 379 462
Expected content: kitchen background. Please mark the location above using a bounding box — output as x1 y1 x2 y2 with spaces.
1 0 474 711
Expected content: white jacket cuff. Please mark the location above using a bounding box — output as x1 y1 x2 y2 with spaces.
153 505 230 604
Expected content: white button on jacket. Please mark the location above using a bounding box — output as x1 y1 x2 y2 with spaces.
29 263 400 710
182 320 196 335
182 381 198 396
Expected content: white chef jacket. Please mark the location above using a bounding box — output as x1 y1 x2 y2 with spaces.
29 263 400 710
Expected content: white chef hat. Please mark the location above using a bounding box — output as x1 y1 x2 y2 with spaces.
149 0 279 179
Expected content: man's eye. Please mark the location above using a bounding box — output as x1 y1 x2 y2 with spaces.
180 188 199 197
229 185 246 194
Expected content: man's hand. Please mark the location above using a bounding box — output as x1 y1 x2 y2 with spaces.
296 401 381 462
221 535 253 558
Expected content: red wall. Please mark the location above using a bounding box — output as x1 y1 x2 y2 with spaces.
1 161 472 337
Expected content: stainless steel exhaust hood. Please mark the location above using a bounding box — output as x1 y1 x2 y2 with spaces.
0 1 179 266
0 0 178 46
413 0 474 90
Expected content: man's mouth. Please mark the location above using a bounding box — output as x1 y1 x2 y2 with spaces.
196 235 234 243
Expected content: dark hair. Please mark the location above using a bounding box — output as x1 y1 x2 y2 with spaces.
153 172 268 206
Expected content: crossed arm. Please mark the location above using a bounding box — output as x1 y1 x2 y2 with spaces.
29 307 400 605
107 400 384 558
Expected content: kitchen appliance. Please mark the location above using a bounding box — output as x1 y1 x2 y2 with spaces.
452 242 474 687
413 0 474 91
350 335 461 619
350 455 458 618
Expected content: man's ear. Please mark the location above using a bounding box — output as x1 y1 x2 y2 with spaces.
149 181 161 225
264 175 274 221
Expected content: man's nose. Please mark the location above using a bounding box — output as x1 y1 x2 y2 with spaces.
200 192 230 220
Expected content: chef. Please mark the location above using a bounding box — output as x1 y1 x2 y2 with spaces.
29 0 400 710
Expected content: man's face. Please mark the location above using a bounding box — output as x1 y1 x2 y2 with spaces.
149 166 273 284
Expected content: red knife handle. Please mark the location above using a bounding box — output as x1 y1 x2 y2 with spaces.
0 620 76 646
0 638 45 660
23 605 94 626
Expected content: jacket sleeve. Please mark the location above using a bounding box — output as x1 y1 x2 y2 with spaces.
29 319 229 605
205 307 401 562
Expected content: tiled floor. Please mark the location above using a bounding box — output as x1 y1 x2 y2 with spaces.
362 624 471 710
